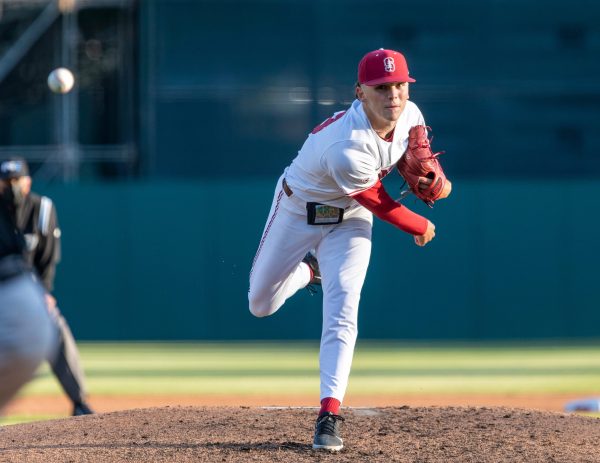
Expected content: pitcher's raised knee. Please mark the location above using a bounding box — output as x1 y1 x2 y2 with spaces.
248 295 275 318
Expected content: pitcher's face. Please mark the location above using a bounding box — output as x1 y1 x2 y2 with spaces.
357 82 409 128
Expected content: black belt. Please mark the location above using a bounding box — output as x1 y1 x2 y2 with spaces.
282 178 293 197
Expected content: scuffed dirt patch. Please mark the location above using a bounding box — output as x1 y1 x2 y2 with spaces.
1 406 599 462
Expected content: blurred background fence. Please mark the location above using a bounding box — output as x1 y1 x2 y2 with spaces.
0 0 598 340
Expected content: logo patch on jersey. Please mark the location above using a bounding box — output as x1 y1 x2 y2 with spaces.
306 202 344 225
383 57 395 73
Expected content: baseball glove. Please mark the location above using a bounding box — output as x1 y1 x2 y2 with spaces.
397 125 448 207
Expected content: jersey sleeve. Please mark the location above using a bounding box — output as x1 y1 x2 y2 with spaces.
353 180 428 235
322 141 379 196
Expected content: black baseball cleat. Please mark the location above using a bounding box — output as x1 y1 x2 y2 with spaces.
302 252 321 286
312 412 344 451
72 401 94 416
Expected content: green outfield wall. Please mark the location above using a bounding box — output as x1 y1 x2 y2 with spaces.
38 179 598 341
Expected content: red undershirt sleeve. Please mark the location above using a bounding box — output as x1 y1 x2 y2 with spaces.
352 180 428 235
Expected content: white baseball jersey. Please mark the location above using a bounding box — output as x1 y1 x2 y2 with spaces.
284 99 425 209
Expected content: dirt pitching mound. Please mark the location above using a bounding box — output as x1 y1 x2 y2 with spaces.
0 406 598 462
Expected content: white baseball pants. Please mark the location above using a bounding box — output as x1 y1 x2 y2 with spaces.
249 176 372 402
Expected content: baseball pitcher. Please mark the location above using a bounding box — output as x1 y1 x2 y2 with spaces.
248 49 451 451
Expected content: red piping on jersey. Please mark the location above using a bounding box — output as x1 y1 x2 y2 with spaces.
250 189 284 279
352 180 428 235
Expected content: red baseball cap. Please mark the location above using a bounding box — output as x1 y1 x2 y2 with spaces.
357 48 416 85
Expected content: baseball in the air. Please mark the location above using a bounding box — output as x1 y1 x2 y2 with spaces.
47 67 75 94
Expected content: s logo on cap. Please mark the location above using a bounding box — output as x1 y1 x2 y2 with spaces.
383 57 395 73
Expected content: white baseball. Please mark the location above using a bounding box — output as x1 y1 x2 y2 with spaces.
47 67 75 94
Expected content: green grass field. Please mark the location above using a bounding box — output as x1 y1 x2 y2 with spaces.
4 340 600 424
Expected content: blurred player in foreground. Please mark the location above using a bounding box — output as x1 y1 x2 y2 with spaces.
0 158 94 416
248 49 451 450
0 166 56 412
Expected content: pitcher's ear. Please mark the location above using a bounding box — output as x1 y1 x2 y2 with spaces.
355 82 364 100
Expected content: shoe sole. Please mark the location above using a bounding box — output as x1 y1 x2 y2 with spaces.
312 443 343 451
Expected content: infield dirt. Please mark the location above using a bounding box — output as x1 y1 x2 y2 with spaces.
1 405 599 462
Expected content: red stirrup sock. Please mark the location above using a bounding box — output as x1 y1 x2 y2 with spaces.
304 262 314 281
319 397 341 416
